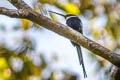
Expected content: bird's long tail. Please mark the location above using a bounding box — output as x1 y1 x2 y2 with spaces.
76 45 87 78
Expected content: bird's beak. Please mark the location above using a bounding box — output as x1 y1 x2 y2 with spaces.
48 11 65 18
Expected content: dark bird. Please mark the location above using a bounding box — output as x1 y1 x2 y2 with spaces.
49 11 87 78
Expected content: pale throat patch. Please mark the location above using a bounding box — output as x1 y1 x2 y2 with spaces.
66 16 78 20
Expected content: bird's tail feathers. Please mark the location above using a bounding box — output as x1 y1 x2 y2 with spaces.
76 46 87 78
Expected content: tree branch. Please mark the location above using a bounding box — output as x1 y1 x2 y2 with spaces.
0 7 29 18
8 0 37 16
2 0 120 67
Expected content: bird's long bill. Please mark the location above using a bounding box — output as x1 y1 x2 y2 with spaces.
48 10 65 17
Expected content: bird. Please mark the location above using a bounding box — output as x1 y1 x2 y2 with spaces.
49 11 87 78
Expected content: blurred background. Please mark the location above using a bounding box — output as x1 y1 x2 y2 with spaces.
0 0 120 80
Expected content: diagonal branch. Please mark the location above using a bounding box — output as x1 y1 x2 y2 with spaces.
1 0 120 67
28 14 120 67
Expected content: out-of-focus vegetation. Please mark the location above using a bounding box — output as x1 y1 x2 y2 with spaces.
0 0 120 80
0 42 78 80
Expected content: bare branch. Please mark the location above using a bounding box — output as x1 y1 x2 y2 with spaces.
8 0 37 16
0 7 29 18
4 0 120 67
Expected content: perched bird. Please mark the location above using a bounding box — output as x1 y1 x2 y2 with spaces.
49 11 87 78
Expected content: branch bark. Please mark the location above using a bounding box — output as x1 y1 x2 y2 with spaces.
0 7 28 18
1 0 120 67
